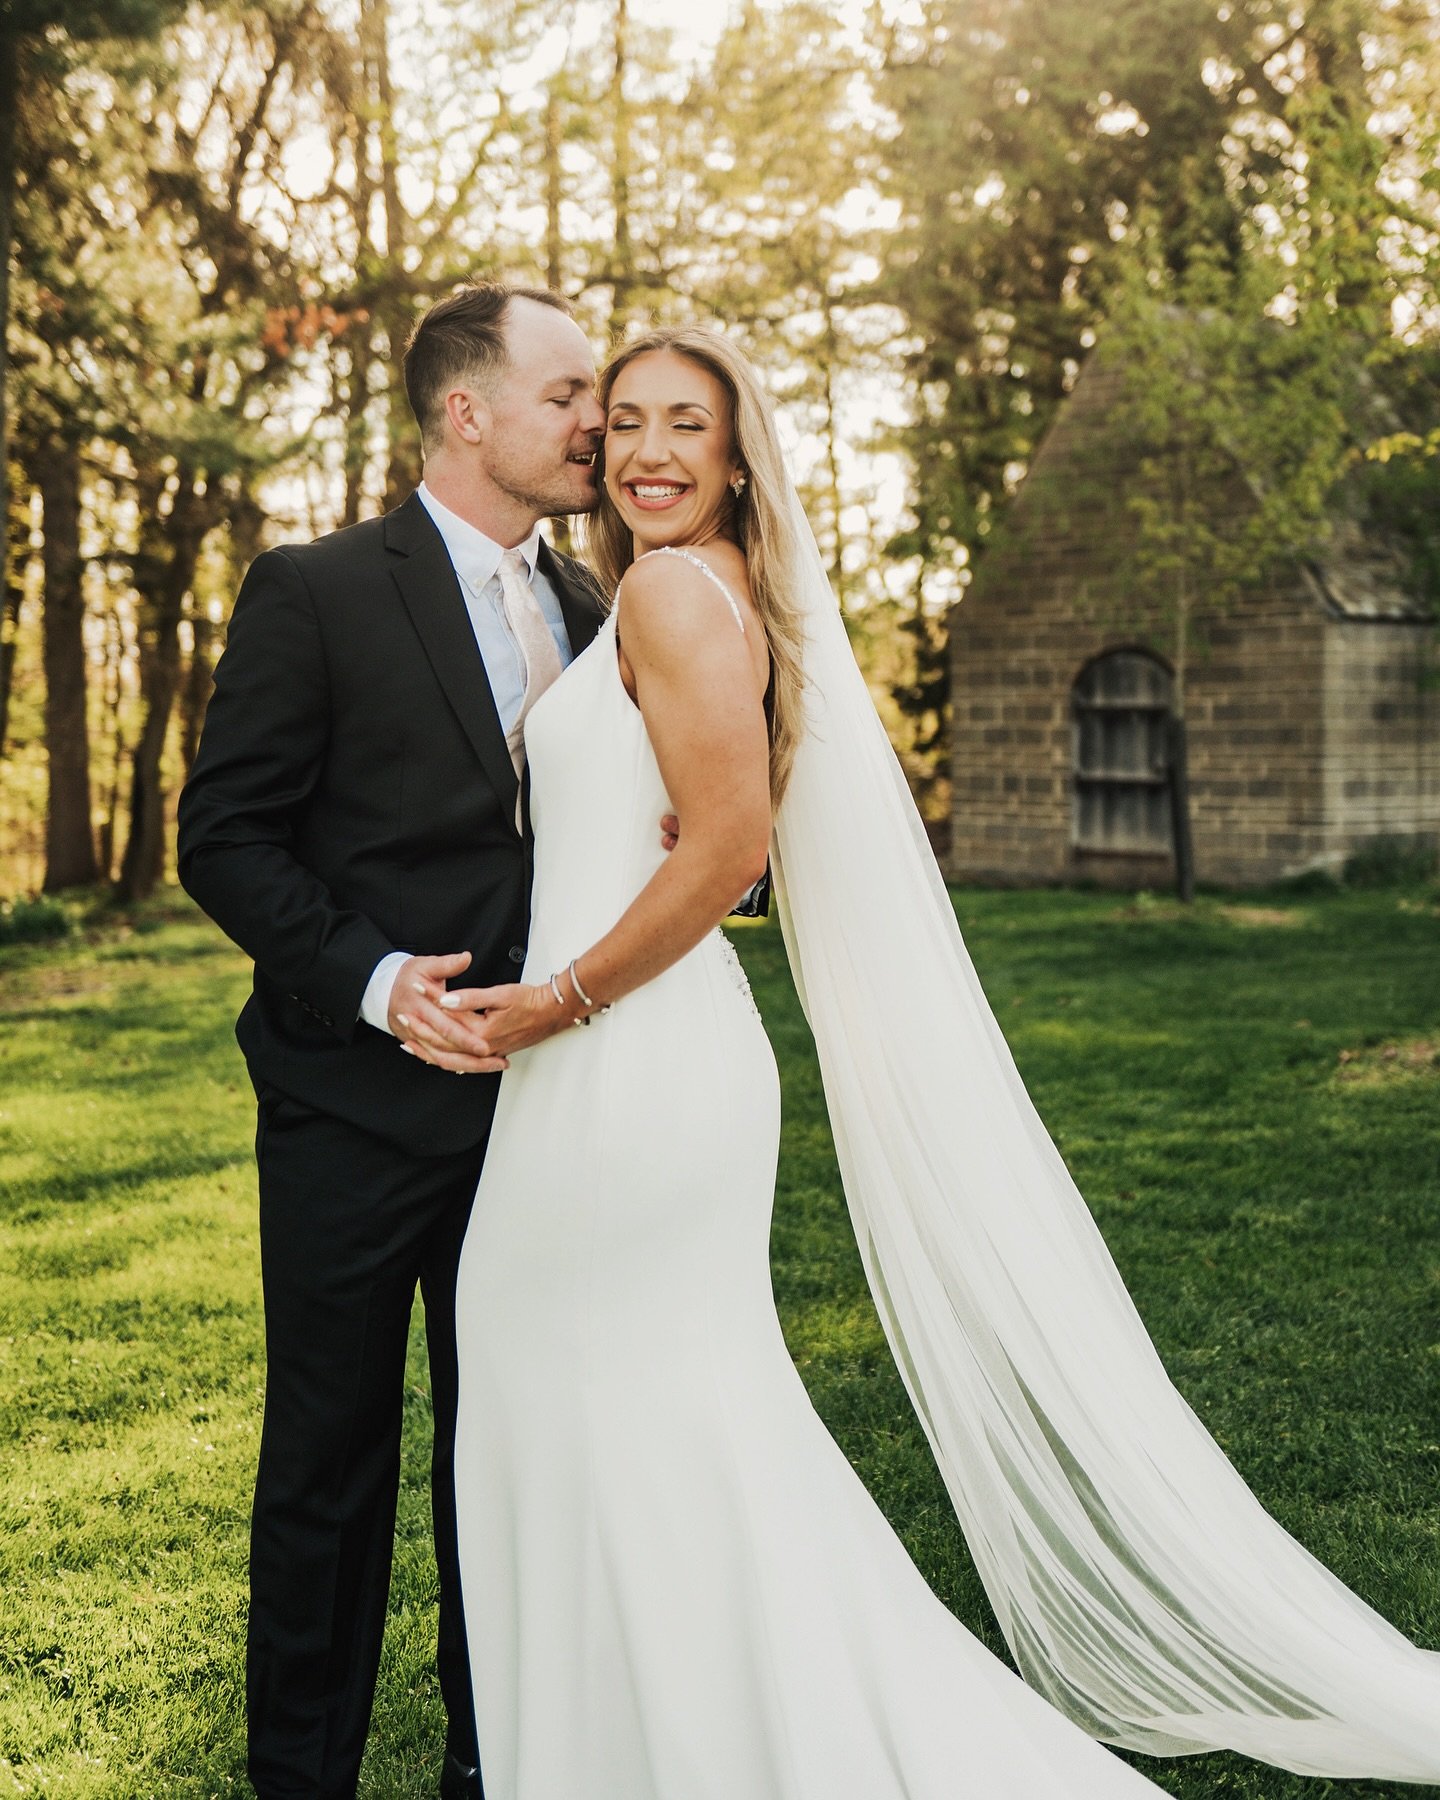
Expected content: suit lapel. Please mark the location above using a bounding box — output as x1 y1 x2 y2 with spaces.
386 495 521 829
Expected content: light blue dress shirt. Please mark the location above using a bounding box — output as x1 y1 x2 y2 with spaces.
360 483 577 1032
414 480 574 733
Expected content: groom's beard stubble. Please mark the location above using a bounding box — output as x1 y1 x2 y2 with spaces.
490 448 600 523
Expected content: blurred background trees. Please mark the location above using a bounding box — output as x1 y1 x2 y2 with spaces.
1 0 1436 895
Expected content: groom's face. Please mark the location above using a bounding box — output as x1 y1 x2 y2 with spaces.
473 299 604 518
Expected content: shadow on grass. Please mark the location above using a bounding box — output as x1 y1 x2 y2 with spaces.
0 1145 254 1218
1 886 1437 1800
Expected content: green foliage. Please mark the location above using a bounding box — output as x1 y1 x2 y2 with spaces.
887 598 950 819
0 890 68 942
0 1 189 33
0 0 916 885
1086 241 1359 691
679 2 882 597
1273 866 1344 899
876 0 1440 595
1 893 1438 1797
5 0 1440 896
1357 413 1440 619
1341 834 1440 889
875 0 1244 580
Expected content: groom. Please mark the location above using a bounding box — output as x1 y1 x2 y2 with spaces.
178 283 619 1799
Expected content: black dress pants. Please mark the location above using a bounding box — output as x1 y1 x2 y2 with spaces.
247 1090 487 1800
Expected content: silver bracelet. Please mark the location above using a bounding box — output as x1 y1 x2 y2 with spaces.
566 958 612 1025
568 958 597 1009
547 972 566 1006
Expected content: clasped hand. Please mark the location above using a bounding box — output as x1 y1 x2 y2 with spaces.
388 812 677 1074
400 971 569 1074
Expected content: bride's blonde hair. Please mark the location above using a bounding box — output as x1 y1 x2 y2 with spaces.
584 327 808 807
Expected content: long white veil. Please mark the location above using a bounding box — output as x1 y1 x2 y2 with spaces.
768 484 1440 1779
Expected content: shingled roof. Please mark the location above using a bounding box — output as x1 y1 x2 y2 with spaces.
1009 341 1435 626
1303 517 1432 621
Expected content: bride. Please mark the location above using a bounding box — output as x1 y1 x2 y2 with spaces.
403 326 1440 1799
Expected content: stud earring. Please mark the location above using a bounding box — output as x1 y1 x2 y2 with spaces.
730 472 748 497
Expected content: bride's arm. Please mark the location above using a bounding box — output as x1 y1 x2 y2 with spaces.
401 556 771 1070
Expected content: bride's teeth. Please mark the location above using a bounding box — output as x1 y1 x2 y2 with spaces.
634 484 685 498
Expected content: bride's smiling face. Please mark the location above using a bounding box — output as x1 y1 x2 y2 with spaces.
604 351 744 550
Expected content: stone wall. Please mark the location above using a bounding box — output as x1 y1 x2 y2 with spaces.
1178 601 1329 884
1322 619 1440 861
948 582 1334 887
947 362 1127 885
946 357 1341 887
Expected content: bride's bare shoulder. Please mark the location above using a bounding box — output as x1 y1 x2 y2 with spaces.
670 538 751 591
618 546 750 634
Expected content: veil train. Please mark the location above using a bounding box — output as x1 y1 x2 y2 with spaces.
769 485 1440 1780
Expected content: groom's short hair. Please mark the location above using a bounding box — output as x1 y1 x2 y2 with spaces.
404 281 573 448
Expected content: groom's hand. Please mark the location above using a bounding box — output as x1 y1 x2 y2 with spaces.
389 952 508 1073
404 980 569 1070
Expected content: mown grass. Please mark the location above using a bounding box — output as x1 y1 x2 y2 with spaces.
1 884 1437 1799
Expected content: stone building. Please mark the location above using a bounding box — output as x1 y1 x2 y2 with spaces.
946 357 1440 888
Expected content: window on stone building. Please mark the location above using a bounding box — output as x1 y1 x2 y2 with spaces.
1072 651 1174 855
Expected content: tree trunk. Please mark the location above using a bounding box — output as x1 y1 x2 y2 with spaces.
821 305 847 606
96 604 126 879
341 331 374 527
179 595 215 775
1169 579 1193 903
544 82 564 292
367 0 420 507
116 478 208 900
0 511 23 756
0 33 18 647
229 485 265 578
343 35 378 528
38 438 100 890
609 0 634 336
1167 713 1195 905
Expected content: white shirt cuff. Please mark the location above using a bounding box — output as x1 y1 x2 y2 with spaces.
360 950 412 1034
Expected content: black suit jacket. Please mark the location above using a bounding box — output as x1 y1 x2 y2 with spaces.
178 493 607 1155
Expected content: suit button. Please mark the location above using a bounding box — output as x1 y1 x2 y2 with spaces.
508 945 526 964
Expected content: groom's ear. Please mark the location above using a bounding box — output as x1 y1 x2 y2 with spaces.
443 385 490 447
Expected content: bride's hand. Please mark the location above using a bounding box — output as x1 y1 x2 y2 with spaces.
399 981 569 1071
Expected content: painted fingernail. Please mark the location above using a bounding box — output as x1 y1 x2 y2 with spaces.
397 1013 410 1028
401 1043 416 1056
439 994 460 1009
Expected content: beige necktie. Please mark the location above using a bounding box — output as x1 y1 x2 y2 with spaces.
498 548 565 785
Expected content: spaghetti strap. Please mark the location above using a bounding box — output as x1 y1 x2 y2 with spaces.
626 546 747 635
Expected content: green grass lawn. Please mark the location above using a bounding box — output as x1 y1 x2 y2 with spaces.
1 883 1437 1800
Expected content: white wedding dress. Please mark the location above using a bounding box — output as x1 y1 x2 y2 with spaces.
455 535 1440 1799
454 567 1165 1800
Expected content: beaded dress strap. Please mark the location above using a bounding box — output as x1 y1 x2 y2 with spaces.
626 546 746 635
